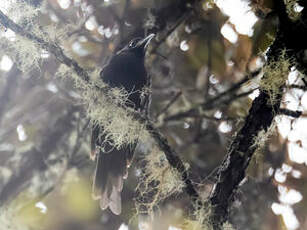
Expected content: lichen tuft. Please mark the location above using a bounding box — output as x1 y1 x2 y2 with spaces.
260 50 292 105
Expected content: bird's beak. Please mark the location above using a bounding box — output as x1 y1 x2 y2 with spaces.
138 33 155 50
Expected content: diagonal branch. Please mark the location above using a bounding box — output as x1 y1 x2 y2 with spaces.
145 122 200 201
0 10 90 82
0 9 200 204
208 89 281 228
207 0 305 227
155 90 182 119
279 108 302 118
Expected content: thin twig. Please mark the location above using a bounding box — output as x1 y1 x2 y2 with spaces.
155 90 182 119
289 84 307 91
279 108 302 118
150 13 189 54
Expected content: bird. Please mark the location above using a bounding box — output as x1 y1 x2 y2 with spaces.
91 34 155 215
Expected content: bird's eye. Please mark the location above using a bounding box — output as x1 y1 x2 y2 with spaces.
128 38 141 48
129 40 137 48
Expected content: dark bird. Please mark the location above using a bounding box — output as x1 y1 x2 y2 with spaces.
91 34 154 215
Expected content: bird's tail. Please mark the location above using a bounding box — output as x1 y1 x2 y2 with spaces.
92 148 127 215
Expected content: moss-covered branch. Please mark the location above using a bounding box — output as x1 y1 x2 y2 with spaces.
0 8 200 205
207 0 307 228
208 90 281 228
0 9 90 82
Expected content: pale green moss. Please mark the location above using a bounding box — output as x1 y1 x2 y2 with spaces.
251 122 276 168
252 122 276 150
57 65 188 219
181 202 213 230
136 146 185 214
285 0 302 21
2 0 81 73
7 0 40 24
56 64 151 149
260 51 292 105
0 35 42 73
0 206 29 230
0 0 43 72
12 36 42 72
182 205 235 230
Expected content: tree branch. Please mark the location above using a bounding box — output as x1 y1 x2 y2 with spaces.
0 10 90 82
0 9 200 204
289 84 307 91
207 0 306 227
208 90 282 228
279 108 302 118
145 122 200 201
155 90 182 119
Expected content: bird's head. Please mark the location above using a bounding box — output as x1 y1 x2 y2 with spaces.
117 34 155 57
